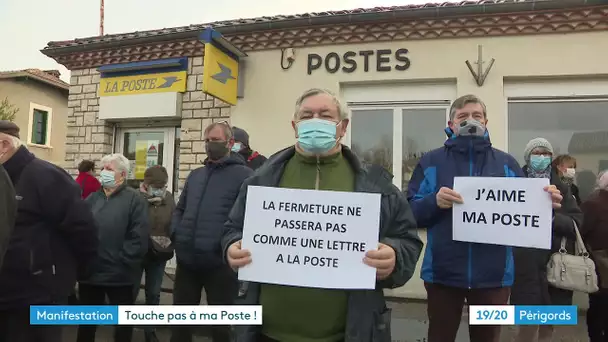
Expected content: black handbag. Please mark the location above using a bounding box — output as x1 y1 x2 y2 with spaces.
149 236 175 261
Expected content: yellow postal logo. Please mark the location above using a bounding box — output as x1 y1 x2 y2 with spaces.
100 71 187 96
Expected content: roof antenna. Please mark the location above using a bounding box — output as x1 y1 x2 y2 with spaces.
100 0 105 36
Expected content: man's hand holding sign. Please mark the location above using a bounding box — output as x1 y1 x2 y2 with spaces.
363 243 396 280
449 177 563 249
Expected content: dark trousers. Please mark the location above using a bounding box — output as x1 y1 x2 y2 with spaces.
76 283 135 342
0 304 63 342
425 282 510 342
588 291 608 342
170 263 238 342
133 259 167 306
133 258 168 334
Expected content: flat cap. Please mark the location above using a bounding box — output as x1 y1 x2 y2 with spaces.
144 165 168 187
0 121 19 138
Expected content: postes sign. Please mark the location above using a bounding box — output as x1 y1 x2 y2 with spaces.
99 71 187 97
307 49 411 75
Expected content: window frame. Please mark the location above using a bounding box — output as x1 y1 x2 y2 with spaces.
27 103 53 148
346 103 450 189
504 79 608 152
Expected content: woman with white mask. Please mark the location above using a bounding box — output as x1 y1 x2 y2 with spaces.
552 154 581 205
77 153 149 342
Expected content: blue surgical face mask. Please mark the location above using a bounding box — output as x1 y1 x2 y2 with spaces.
99 169 116 188
456 119 485 137
530 155 552 171
231 142 242 153
296 118 339 155
148 187 166 198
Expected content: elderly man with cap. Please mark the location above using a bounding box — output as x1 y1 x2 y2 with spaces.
0 120 98 342
136 165 175 342
510 138 582 342
0 163 15 269
231 126 267 170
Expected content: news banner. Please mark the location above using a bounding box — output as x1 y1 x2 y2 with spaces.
30 306 262 325
469 305 578 325
29 305 577 326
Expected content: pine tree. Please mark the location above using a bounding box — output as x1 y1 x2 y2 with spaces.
0 98 18 122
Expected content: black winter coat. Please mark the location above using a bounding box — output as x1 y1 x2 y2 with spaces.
221 145 423 342
82 185 149 286
0 147 98 308
0 165 16 269
172 153 253 269
511 166 583 306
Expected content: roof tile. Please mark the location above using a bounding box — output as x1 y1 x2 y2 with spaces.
0 69 69 90
44 0 522 49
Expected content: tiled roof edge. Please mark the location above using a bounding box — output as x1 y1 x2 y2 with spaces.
41 0 602 55
0 70 69 91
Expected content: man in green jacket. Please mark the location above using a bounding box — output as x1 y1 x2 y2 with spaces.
0 164 15 269
222 88 423 342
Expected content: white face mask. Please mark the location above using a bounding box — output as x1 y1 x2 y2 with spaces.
565 168 576 179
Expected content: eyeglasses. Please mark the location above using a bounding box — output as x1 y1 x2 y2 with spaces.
203 120 233 143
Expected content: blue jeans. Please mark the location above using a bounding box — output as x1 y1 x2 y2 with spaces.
135 258 167 334
135 258 167 305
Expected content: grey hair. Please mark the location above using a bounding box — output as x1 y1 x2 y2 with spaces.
597 170 608 190
293 88 349 121
0 133 22 149
100 153 130 175
204 122 233 141
449 94 487 121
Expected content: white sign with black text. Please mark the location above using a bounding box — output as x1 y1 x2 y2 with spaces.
239 186 381 289
452 177 552 249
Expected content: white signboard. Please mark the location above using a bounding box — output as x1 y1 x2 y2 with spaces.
239 186 381 289
452 177 552 249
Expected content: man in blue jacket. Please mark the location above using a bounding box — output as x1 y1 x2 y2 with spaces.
170 121 253 342
407 95 564 342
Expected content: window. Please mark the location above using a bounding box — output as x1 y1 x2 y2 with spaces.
402 108 447 190
350 109 393 172
350 105 448 190
27 104 52 147
122 131 165 190
508 99 608 201
31 109 48 145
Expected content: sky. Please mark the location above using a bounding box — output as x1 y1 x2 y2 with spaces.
0 0 456 82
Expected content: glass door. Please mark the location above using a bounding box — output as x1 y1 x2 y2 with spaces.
116 127 176 193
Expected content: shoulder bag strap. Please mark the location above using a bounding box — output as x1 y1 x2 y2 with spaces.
571 220 590 256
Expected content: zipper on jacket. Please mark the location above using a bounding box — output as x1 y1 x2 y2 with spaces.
468 140 473 289
315 157 321 190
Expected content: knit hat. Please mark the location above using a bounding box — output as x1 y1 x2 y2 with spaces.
232 126 250 147
0 120 20 138
524 138 554 163
144 165 168 187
